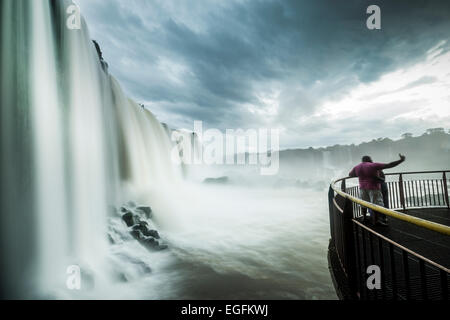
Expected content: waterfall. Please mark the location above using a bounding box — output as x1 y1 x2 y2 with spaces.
0 0 181 298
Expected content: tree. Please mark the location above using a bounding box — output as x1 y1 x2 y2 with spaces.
401 133 413 139
426 128 445 135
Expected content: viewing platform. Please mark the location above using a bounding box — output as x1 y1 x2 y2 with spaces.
328 170 450 300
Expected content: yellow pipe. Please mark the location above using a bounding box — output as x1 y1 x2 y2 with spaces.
331 180 450 236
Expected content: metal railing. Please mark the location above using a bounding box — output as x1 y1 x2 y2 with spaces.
346 171 450 216
328 170 450 300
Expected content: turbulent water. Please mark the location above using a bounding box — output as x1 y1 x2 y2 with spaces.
94 185 336 300
0 0 335 299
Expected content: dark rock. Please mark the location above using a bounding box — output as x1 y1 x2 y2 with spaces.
122 212 135 227
120 206 128 213
122 211 141 227
136 206 152 218
138 236 167 252
107 233 115 244
139 237 159 250
130 230 143 240
117 273 128 283
203 176 229 184
131 224 145 232
147 230 160 239
138 220 149 227
93 40 104 61
132 224 160 239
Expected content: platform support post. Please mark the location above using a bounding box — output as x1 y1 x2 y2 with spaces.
399 174 406 210
443 172 449 209
342 197 358 299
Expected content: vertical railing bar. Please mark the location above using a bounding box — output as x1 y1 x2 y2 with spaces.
361 227 368 299
378 237 386 300
413 180 418 207
402 251 411 300
358 187 362 217
342 198 358 299
354 224 363 299
419 180 424 207
440 270 448 300
391 182 395 209
431 179 437 206
443 172 450 209
405 180 409 208
399 174 406 210
419 260 428 300
410 180 414 207
369 232 375 266
388 182 393 209
437 179 442 205
407 180 412 207
417 180 422 206
368 232 375 300
426 180 432 207
434 179 439 205
394 180 399 209
389 243 397 300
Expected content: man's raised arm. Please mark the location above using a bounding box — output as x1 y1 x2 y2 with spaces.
382 154 406 170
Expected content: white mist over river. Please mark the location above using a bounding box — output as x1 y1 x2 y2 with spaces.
72 185 336 300
157 185 336 300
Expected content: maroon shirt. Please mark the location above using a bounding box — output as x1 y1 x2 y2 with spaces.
349 162 385 190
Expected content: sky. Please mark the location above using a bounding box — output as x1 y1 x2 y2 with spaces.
75 0 450 149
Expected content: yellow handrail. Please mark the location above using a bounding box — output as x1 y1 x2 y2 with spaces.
331 178 450 236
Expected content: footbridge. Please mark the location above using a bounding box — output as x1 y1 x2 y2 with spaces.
328 170 450 300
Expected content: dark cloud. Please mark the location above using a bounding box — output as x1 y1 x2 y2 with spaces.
76 0 450 147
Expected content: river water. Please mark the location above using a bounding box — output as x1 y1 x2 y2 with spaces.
93 185 337 300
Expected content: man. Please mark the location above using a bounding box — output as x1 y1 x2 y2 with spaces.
378 170 389 209
349 154 406 226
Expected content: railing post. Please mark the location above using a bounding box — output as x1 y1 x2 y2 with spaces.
328 186 335 241
399 173 406 210
341 179 346 192
342 197 358 299
443 172 449 209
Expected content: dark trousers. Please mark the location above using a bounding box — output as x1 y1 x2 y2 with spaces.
381 182 389 208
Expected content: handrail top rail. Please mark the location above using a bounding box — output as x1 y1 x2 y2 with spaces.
330 170 450 236
334 169 450 185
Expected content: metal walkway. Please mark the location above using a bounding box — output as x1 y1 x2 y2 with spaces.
369 208 450 269
328 170 450 300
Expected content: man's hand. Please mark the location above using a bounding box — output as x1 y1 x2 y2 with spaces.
383 154 406 169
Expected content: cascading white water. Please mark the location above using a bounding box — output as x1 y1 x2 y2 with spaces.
30 0 71 294
0 0 181 298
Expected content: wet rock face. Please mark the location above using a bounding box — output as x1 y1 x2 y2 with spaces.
136 206 152 219
119 202 167 252
121 211 138 227
131 224 160 239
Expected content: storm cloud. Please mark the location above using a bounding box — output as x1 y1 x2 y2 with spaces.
75 0 450 148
